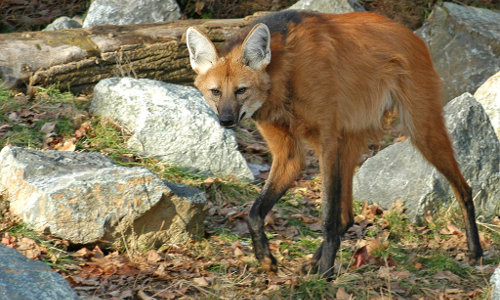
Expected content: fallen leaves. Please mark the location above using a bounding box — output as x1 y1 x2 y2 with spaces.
1 185 497 300
1 234 47 260
352 238 395 269
433 270 462 284
50 121 91 151
439 222 464 236
232 241 245 258
40 121 56 134
336 287 353 300
192 276 211 287
0 231 77 271
15 237 43 260
54 140 76 151
1 233 18 248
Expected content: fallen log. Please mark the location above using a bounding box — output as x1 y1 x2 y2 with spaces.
0 15 261 93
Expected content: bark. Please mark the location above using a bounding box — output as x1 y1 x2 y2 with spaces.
0 15 262 93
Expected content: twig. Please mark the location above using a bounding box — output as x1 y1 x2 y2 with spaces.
120 227 133 260
476 221 500 232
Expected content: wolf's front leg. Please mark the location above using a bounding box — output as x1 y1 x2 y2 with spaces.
247 122 304 272
247 185 286 272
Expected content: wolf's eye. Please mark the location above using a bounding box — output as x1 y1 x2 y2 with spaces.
235 87 247 95
210 89 221 96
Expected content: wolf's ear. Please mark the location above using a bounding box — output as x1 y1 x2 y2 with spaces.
242 23 271 70
186 27 218 74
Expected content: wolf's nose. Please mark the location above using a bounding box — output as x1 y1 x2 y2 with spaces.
219 115 235 127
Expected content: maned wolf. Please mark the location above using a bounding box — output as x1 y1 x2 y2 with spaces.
185 10 482 278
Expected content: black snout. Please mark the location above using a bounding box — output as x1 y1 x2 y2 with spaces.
219 115 235 127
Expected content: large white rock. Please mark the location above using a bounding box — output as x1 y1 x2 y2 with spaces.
353 93 500 222
416 2 500 102
474 71 500 141
90 77 254 181
83 0 181 28
0 146 206 248
289 0 364 13
491 266 500 300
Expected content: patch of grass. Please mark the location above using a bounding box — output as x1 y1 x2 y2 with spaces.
0 84 86 149
281 275 336 299
0 85 11 98
147 161 208 183
2 125 45 148
336 246 355 268
365 225 380 238
279 236 321 257
384 210 418 242
80 118 130 153
34 85 76 104
203 178 260 206
353 200 363 216
216 229 242 245
417 251 472 277
278 188 309 209
284 217 317 238
0 88 20 112
206 262 228 274
54 118 75 136
299 236 322 253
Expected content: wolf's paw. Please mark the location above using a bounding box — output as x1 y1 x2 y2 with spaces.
259 255 278 273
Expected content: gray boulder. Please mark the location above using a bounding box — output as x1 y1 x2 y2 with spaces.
491 266 500 300
0 146 206 249
83 0 181 28
289 0 364 13
43 16 81 31
90 77 254 181
474 70 500 141
353 93 500 222
416 2 500 102
0 244 78 300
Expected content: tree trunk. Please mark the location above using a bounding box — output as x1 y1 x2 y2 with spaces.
0 15 262 93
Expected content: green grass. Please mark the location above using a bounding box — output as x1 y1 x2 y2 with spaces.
298 236 322 253
216 229 243 245
1 125 45 148
417 251 472 277
384 210 419 242
55 118 75 136
78 118 132 156
279 236 321 257
284 217 318 237
206 262 228 274
0 90 21 112
281 275 337 299
0 84 83 149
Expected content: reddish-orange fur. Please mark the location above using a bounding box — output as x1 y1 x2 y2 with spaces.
187 10 482 277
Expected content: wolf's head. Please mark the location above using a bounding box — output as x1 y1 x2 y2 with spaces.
186 24 272 127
